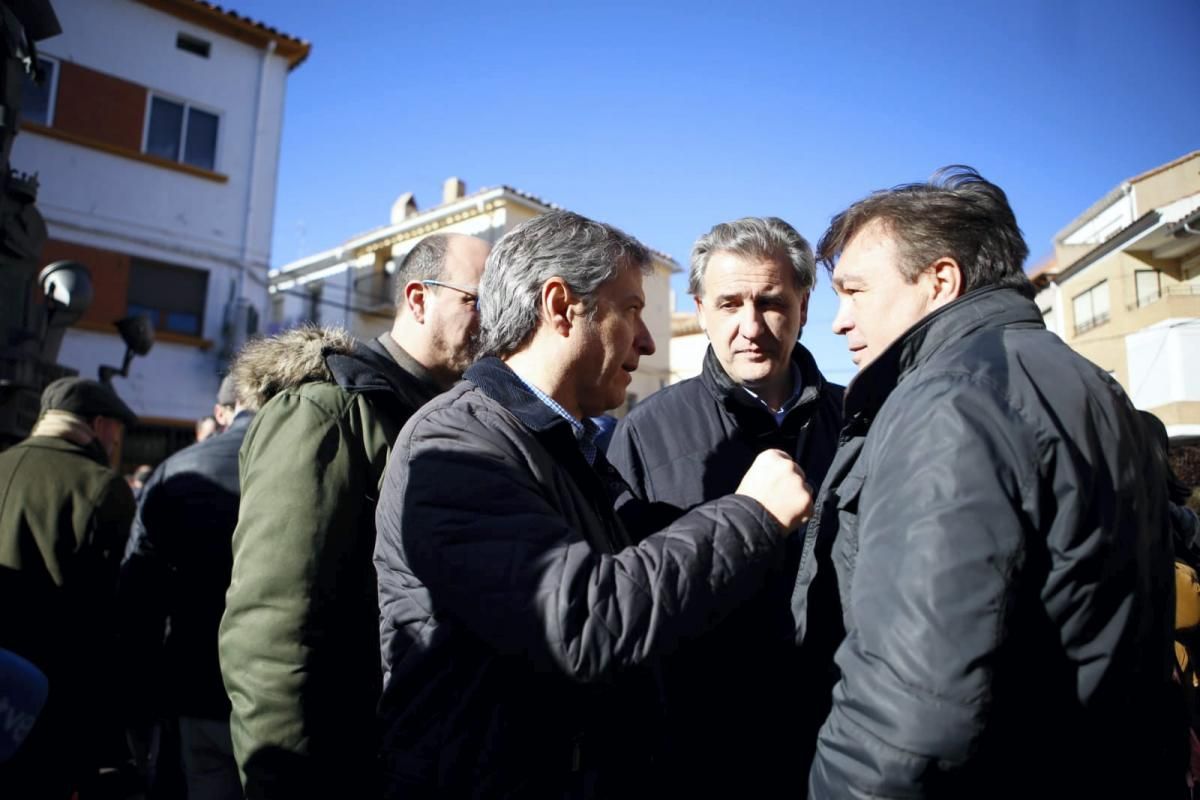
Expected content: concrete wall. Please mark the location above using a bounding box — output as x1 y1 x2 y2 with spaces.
670 330 708 384
628 261 672 404
1135 154 1200 214
12 0 293 421
15 0 287 275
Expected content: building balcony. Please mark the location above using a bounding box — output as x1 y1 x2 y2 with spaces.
353 270 394 313
1126 316 1200 416
1124 285 1200 330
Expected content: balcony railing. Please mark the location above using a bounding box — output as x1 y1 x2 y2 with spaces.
353 271 395 311
1126 284 1200 312
1074 312 1110 335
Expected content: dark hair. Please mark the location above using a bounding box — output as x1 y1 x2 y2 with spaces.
818 165 1034 298
1140 410 1193 505
393 234 451 306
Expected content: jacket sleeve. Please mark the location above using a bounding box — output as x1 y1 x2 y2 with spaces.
608 413 689 541
606 415 646 502
117 464 172 725
218 392 384 797
82 473 137 755
606 415 658 541
375 406 786 684
810 376 1036 798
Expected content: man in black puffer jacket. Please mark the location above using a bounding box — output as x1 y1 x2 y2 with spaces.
608 217 842 797
793 166 1181 798
375 210 818 798
119 374 258 799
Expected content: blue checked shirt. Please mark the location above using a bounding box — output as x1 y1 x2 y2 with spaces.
514 374 600 466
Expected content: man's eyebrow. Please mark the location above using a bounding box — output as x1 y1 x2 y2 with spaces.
832 272 863 289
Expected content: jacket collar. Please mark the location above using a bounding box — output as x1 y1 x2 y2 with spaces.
843 286 1043 422
226 410 255 435
324 335 441 402
464 357 630 531
223 412 255 438
17 434 111 466
701 340 829 425
374 333 445 391
465 357 577 436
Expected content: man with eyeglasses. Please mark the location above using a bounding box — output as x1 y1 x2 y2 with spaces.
219 233 489 799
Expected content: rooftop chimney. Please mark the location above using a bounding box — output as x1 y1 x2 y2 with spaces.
442 177 466 204
390 192 417 224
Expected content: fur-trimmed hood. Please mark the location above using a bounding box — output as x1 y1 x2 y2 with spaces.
231 325 358 410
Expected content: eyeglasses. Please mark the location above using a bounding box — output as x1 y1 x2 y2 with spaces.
421 280 479 306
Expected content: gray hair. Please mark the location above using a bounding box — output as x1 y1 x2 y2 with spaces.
688 217 816 297
392 234 450 306
476 210 652 358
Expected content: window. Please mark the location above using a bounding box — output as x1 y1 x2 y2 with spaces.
1073 280 1110 335
1135 270 1162 307
19 56 57 125
144 95 219 171
127 258 208 336
306 284 323 325
176 33 211 58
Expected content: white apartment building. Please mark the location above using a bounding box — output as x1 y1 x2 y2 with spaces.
270 178 678 412
11 0 308 463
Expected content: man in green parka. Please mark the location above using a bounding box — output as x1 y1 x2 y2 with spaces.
218 233 489 799
0 377 138 798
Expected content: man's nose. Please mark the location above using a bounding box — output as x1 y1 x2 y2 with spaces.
737 306 765 339
832 297 853 336
637 318 655 356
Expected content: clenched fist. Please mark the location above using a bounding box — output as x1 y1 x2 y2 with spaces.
734 448 814 533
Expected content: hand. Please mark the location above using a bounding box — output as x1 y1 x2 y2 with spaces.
735 449 814 534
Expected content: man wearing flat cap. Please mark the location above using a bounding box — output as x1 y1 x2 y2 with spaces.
0 377 138 798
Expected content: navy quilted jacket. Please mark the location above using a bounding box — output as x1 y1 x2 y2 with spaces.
607 342 843 798
374 357 787 798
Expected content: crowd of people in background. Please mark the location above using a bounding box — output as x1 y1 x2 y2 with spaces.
2 166 1199 799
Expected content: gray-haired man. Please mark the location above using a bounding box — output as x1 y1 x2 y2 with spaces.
607 216 843 797
374 210 815 798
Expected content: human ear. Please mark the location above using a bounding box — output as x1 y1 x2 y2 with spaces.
403 281 427 323
693 295 708 335
542 277 574 336
927 257 964 308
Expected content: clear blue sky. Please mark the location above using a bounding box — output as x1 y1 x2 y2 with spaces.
238 0 1199 385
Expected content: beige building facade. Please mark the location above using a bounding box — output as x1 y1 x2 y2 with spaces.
270 178 678 412
1033 151 1200 439
669 310 709 384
